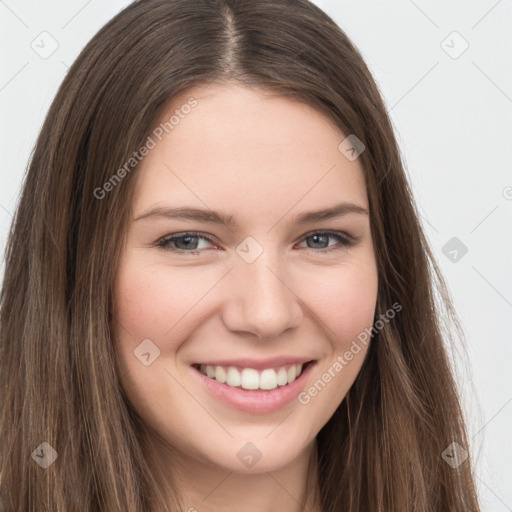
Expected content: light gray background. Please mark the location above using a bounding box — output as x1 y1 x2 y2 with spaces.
1 0 511 509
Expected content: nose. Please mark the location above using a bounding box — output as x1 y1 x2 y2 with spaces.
221 253 303 340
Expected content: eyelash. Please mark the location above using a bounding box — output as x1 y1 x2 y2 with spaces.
155 230 356 256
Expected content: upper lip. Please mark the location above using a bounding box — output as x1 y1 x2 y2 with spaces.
192 357 315 370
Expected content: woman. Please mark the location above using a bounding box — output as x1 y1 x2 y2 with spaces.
0 0 481 510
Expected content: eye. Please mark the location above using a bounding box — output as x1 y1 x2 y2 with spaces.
296 231 355 253
156 232 216 255
155 230 355 255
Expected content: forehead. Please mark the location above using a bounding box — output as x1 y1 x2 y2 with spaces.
132 82 368 219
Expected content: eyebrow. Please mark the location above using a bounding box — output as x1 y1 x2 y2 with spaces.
133 201 369 226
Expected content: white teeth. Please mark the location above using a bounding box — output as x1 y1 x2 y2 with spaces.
259 369 278 390
287 364 296 382
199 362 307 390
276 367 288 386
241 368 259 390
214 366 226 383
226 366 241 387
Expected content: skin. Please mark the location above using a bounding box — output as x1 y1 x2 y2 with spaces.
113 81 379 512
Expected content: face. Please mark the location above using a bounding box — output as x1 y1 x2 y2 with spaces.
113 82 378 475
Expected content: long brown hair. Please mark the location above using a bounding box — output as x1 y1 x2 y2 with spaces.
0 0 481 510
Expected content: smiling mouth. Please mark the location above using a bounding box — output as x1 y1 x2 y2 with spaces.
191 360 315 391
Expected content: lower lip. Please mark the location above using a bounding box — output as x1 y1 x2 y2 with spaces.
191 362 316 414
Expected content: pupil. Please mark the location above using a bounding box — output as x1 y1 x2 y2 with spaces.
310 234 327 248
179 236 197 249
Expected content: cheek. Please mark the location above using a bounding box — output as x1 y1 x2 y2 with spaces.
114 250 378 357
292 262 378 429
112 258 206 425
333 277 378 350
297 259 378 352
113 261 180 385
113 257 207 346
